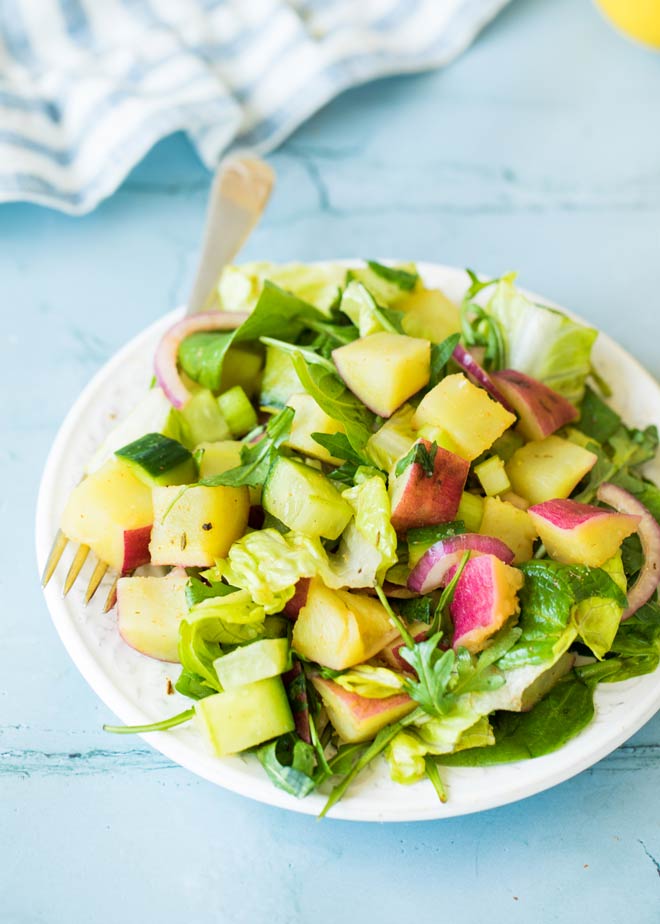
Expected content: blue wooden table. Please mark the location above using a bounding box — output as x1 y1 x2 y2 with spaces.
3 0 660 920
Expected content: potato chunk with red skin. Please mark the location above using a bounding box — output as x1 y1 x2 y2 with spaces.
389 439 469 532
490 369 579 441
311 676 416 743
528 498 640 567
450 555 524 653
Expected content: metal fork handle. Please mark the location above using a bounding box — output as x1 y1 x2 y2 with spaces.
185 153 275 316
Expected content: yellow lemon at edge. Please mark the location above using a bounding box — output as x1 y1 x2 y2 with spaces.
595 0 660 49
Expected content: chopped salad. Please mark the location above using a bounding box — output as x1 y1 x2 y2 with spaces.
58 261 660 813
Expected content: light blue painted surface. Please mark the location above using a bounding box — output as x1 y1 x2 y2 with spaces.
2 0 660 920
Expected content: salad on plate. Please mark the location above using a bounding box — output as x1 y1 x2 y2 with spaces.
51 261 660 814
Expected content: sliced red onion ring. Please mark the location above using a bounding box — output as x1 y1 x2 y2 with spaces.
154 311 248 409
452 344 514 413
407 533 515 594
596 482 660 619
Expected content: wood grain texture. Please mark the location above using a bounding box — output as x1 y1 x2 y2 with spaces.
2 0 660 919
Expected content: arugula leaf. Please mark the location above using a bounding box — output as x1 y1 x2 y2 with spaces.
256 734 318 799
339 280 402 337
394 440 438 478
178 331 234 393
311 432 373 467
428 333 461 388
185 574 239 609
259 336 336 372
290 352 375 452
366 260 418 292
435 673 594 766
104 708 195 735
201 406 294 488
500 561 628 668
177 621 223 695
400 632 456 715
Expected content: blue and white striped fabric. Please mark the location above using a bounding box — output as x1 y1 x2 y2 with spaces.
0 0 510 214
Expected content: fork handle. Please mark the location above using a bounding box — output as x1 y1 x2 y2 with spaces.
185 153 275 316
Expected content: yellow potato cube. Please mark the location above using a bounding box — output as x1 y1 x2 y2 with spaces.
505 436 598 505
292 579 399 670
479 496 539 564
412 374 516 461
150 484 249 567
400 288 461 343
332 332 431 418
285 393 347 464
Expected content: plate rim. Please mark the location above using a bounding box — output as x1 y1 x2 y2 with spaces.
35 261 660 822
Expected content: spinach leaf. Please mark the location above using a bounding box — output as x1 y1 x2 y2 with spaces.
436 674 594 765
290 352 375 452
500 561 627 668
310 432 372 467
394 441 438 477
176 621 223 696
577 385 621 443
256 734 318 799
178 281 327 389
201 406 294 488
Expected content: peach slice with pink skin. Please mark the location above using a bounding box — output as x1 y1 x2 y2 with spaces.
377 621 430 672
389 439 470 532
450 554 524 653
490 369 579 441
282 578 311 620
528 498 640 568
311 676 416 743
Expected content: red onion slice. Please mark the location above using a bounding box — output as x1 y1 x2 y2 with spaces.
154 311 248 409
407 533 515 594
452 344 514 413
596 482 660 619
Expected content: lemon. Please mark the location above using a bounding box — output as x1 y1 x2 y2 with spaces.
595 0 660 49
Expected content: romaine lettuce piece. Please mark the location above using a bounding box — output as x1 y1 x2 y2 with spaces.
330 475 398 587
486 275 598 403
571 552 626 659
217 262 345 315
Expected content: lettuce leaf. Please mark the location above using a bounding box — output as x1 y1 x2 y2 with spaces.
571 553 626 659
330 475 398 587
486 276 597 403
339 280 400 337
332 665 406 699
217 262 346 315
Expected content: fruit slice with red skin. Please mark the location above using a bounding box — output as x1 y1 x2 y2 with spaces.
332 332 431 418
60 458 153 573
292 579 399 670
450 555 524 653
407 533 514 594
377 622 430 672
490 369 579 440
528 498 640 568
389 439 469 532
283 661 311 743
117 568 188 662
311 676 416 743
282 578 311 620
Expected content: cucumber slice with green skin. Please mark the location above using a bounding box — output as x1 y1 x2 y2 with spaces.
195 676 294 756
262 456 353 540
259 346 301 409
213 637 290 690
115 433 197 486
217 385 258 437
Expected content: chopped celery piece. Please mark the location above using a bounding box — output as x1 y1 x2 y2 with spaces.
179 389 231 448
217 386 258 437
474 456 511 496
457 492 484 532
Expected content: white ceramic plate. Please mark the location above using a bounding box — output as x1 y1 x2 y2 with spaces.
36 263 660 822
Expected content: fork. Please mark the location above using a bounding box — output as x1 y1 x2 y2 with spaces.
41 153 275 609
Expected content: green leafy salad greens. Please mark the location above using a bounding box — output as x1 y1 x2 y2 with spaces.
95 260 660 815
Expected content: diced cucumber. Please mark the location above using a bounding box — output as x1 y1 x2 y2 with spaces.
457 492 484 532
474 455 511 497
85 387 180 474
213 638 290 690
217 386 258 437
259 346 301 409
262 456 353 540
179 389 231 448
195 676 294 756
115 433 196 486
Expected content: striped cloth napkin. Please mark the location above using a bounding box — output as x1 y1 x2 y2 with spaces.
0 0 510 214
